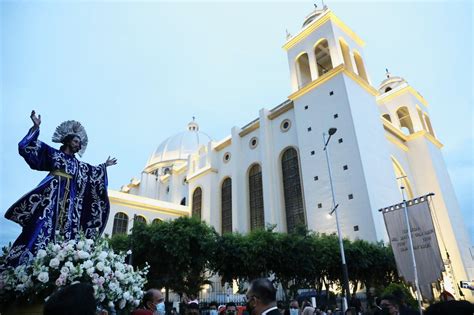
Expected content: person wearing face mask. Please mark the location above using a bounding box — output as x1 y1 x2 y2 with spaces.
283 300 300 315
245 278 279 315
209 302 219 315
132 289 165 315
225 302 238 315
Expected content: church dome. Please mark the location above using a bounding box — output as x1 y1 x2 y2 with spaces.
145 119 212 171
378 70 408 94
302 5 328 28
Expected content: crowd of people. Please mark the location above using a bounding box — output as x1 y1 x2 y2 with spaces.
42 279 474 315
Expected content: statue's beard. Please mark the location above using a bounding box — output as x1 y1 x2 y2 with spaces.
65 144 80 154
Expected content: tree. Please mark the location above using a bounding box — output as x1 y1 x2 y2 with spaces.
272 226 321 300
107 233 131 253
212 226 279 290
345 239 398 305
131 217 218 300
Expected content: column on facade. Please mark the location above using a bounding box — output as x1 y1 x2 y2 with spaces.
259 109 283 231
288 57 300 93
207 142 220 229
327 36 343 71
168 170 176 203
307 49 319 81
230 126 246 232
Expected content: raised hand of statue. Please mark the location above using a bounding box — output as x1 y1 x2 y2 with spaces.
30 110 41 129
105 156 117 167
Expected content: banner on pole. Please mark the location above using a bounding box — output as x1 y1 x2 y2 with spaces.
380 194 444 300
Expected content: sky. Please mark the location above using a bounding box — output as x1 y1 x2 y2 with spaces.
0 0 472 247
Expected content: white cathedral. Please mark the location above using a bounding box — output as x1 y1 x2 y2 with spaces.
103 6 473 299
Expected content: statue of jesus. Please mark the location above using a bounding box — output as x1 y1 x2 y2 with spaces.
3 110 117 267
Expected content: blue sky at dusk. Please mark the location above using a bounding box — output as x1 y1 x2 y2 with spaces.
1 0 472 246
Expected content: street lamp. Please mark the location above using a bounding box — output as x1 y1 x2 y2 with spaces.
323 128 351 312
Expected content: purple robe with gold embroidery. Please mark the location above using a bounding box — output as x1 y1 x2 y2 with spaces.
3 127 110 267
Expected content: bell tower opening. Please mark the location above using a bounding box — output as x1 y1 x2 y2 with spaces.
296 53 312 88
396 106 415 135
315 39 333 76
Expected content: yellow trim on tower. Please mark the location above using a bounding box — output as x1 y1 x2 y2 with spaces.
343 68 378 95
406 130 443 148
288 64 377 101
382 119 407 142
283 11 365 51
289 64 344 100
377 86 429 107
424 132 443 148
385 134 409 152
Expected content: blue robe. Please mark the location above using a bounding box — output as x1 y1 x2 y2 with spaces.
3 127 110 267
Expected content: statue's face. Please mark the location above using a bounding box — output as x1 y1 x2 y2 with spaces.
67 136 82 153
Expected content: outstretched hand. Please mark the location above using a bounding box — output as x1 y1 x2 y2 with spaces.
105 156 117 167
30 110 41 128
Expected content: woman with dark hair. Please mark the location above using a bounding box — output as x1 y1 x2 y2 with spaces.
2 110 117 268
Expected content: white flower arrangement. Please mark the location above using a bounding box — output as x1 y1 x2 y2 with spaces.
0 234 149 310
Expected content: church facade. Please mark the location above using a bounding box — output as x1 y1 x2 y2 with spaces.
103 7 473 300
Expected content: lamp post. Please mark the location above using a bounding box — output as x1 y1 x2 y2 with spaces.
323 128 351 312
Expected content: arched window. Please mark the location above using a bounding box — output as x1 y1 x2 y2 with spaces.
192 187 202 219
396 106 415 134
385 87 392 93
152 218 162 224
391 157 414 199
339 39 353 72
353 51 368 81
221 178 232 234
281 148 305 232
424 113 435 137
134 215 147 225
248 164 264 231
296 53 312 88
315 39 333 76
112 212 129 235
382 114 392 123
180 197 186 206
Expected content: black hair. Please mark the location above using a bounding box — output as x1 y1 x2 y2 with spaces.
60 134 81 152
380 295 400 307
226 302 237 308
43 283 96 315
249 278 277 305
142 289 156 308
209 302 218 308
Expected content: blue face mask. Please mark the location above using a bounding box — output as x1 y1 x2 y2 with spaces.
290 309 299 315
156 302 166 315
210 310 218 315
